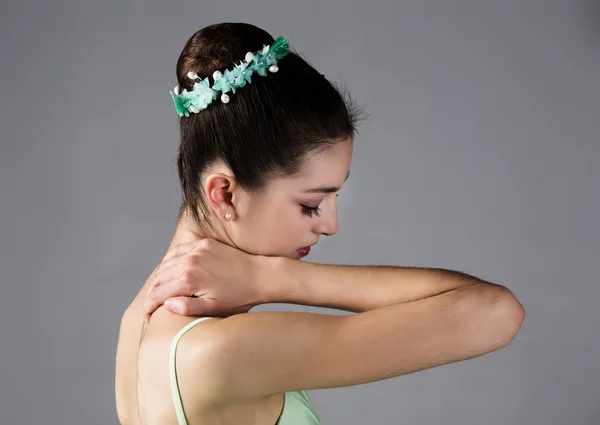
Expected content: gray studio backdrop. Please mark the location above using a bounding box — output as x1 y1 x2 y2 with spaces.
1 1 598 424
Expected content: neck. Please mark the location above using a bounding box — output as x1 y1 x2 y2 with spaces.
165 210 231 253
141 210 226 294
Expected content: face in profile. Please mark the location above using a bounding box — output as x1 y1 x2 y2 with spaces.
205 138 353 259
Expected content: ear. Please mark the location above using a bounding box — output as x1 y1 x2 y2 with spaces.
204 172 237 217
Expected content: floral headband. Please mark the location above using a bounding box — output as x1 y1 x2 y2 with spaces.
170 36 290 117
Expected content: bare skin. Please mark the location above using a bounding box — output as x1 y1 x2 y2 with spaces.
115 137 523 425
116 279 288 425
116 139 353 425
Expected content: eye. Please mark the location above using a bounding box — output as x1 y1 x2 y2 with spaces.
301 194 340 218
300 204 322 218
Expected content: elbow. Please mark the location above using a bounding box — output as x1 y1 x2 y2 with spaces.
488 284 526 347
504 292 525 345
467 282 525 348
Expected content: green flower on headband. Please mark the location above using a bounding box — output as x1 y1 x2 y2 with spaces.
170 90 187 116
249 51 273 77
231 62 254 89
267 36 290 59
214 62 254 94
212 70 235 94
248 36 288 76
170 78 216 116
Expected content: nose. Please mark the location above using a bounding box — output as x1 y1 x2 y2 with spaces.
314 197 339 236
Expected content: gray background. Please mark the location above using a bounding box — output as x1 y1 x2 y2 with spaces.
1 0 598 424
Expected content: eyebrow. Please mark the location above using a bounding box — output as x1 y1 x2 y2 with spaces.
302 170 350 193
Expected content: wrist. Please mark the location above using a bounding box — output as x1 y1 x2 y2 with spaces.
251 254 278 304
252 255 297 304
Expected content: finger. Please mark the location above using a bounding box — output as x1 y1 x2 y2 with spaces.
162 240 204 262
154 254 187 277
145 259 182 295
142 277 197 317
165 296 213 316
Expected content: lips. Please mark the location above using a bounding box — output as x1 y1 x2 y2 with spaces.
297 246 311 256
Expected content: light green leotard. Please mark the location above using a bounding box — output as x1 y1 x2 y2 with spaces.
170 317 321 425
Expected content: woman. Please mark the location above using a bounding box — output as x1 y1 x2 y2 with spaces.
115 22 525 425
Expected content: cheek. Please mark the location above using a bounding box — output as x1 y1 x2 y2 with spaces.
236 205 306 254
264 207 311 250
270 207 306 235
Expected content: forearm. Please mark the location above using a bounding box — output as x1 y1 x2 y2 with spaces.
258 257 494 313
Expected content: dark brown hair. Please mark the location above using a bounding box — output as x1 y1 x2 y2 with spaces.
174 22 366 233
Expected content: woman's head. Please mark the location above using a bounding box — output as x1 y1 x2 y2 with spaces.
173 22 364 259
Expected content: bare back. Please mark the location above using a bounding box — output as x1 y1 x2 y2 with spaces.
115 283 286 425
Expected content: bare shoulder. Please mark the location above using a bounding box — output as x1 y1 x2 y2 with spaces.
136 308 288 424
137 306 227 405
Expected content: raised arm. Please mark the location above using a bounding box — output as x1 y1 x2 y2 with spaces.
185 281 524 403
257 255 512 313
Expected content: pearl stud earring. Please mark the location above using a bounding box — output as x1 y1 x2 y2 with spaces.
225 213 232 220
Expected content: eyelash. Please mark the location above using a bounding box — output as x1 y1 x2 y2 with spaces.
301 194 340 218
